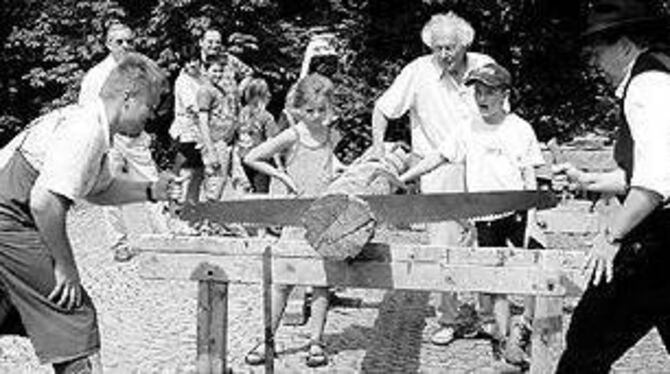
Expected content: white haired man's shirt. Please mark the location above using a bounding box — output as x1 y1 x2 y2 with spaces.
375 52 494 191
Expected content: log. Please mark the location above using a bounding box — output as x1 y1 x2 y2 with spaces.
302 194 376 261
301 143 413 260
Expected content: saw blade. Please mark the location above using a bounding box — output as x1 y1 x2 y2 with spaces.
178 190 558 227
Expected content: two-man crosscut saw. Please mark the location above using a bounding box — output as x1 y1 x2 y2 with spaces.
179 190 559 227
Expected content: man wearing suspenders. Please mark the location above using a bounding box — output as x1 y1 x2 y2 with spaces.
554 0 670 371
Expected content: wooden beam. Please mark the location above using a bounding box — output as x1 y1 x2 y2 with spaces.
135 235 588 265
530 295 564 374
193 280 228 374
137 236 588 297
540 148 615 172
537 208 599 234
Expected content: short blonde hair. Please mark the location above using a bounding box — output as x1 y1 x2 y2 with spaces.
100 52 168 102
421 12 475 49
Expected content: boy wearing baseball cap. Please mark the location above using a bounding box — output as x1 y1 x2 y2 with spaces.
397 62 545 368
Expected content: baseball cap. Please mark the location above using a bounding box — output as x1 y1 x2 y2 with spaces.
465 62 512 88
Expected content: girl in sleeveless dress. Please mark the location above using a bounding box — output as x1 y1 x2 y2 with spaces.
243 73 342 368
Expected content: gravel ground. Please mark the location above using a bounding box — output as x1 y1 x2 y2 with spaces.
1 201 670 373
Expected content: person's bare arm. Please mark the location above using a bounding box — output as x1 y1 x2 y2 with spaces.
30 186 81 310
371 104 390 159
399 152 448 184
86 172 184 205
244 128 299 193
554 163 628 194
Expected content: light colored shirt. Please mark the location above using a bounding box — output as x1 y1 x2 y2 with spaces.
618 65 670 200
376 53 494 161
463 113 544 192
20 100 113 201
196 83 237 143
376 53 493 192
170 64 204 143
170 54 253 144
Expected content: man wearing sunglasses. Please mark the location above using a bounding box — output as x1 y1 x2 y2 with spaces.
79 21 170 262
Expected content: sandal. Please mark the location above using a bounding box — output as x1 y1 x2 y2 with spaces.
244 341 274 366
305 341 328 368
430 325 456 346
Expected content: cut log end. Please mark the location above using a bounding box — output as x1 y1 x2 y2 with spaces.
301 194 377 261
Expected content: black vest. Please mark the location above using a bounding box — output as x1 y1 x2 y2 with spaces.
616 50 670 183
615 50 670 242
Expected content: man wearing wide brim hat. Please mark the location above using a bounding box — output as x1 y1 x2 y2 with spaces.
553 0 670 372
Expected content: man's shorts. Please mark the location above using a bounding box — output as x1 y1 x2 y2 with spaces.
0 230 100 364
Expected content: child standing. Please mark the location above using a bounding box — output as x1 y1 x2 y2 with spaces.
196 58 247 200
398 62 544 368
235 78 279 193
243 73 341 368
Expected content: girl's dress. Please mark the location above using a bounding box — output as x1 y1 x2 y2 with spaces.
272 122 336 240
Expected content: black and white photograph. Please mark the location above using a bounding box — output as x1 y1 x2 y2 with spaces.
1 0 670 372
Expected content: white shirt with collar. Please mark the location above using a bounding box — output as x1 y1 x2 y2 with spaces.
617 52 670 201
377 53 493 161
22 99 114 201
376 52 494 192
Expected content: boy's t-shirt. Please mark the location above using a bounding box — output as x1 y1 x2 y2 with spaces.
464 113 544 192
197 83 237 143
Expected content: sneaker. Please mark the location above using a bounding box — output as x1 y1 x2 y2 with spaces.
502 316 532 368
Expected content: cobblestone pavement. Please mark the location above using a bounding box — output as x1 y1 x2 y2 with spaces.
1 202 670 373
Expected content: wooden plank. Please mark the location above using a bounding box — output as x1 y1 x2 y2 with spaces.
530 296 563 374
139 252 588 296
262 246 274 374
540 148 615 172
195 280 228 374
135 235 588 266
537 209 599 234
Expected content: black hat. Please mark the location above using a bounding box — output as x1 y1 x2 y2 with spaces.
582 0 669 38
465 63 512 89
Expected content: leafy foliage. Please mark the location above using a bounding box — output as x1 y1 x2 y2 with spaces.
2 0 667 164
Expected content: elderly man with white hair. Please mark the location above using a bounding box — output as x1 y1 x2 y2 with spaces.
371 12 496 346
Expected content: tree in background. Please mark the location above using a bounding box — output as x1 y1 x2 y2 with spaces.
2 0 668 165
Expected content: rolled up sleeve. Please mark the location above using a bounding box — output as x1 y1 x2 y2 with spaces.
625 71 670 200
34 119 107 201
376 63 417 120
